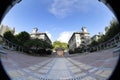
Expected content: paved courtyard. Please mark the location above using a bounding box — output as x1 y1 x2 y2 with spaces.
0 48 119 80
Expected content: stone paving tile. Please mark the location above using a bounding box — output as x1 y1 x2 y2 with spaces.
91 60 105 67
95 69 103 75
8 70 22 78
67 58 93 70
27 76 39 80
16 70 25 76
33 72 46 78
38 69 49 73
28 66 38 71
74 72 87 78
71 68 82 73
96 69 112 78
1 48 118 80
34 64 40 68
37 63 45 66
81 76 96 80
88 68 98 73
69 66 78 70
80 65 92 70
22 68 31 73
12 77 26 80
47 71 72 80
67 64 74 67
41 66 51 70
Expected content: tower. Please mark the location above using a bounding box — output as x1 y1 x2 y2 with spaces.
82 27 87 33
32 27 38 34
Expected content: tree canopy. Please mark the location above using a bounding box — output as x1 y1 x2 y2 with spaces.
24 38 53 50
3 31 16 43
53 41 68 50
90 18 120 47
15 31 30 46
104 19 120 41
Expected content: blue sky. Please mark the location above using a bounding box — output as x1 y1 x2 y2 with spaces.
2 0 115 43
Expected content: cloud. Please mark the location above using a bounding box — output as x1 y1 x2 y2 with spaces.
57 31 73 43
49 0 96 18
45 31 52 39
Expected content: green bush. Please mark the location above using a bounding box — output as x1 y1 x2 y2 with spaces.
74 48 83 53
69 50 74 54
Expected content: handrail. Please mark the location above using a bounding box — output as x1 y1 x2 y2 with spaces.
89 32 120 52
0 34 24 51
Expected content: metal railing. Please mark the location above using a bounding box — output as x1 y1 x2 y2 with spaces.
89 32 120 52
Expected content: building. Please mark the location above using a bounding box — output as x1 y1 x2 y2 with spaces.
91 32 104 42
0 24 15 36
30 28 52 44
68 27 91 51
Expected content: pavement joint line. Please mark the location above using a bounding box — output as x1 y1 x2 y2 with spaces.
44 58 57 79
9 58 55 80
65 58 110 80
81 76 97 80
88 67 98 73
66 58 76 79
30 58 55 79
66 57 93 71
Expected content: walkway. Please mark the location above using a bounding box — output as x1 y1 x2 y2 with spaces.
0 48 119 80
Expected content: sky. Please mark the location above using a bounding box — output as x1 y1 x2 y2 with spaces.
1 0 115 43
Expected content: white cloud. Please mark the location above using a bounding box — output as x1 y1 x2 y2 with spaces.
45 31 52 39
57 31 73 43
49 0 96 18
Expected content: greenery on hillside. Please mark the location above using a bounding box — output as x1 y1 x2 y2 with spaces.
53 41 68 50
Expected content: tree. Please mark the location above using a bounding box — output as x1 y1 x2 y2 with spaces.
43 41 53 49
53 41 68 50
24 38 53 55
3 31 16 43
61 42 68 50
15 31 30 46
98 35 105 43
104 18 120 41
53 41 61 49
90 40 98 46
24 39 53 50
89 18 120 48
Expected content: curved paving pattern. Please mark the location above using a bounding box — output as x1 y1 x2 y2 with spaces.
0 48 119 80
2 57 116 80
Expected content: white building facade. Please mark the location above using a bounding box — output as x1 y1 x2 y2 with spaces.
30 28 52 44
91 32 104 42
68 27 91 51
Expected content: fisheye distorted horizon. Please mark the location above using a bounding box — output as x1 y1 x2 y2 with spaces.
1 0 115 43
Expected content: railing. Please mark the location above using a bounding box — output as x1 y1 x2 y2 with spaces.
0 35 24 52
88 32 120 52
0 35 52 56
